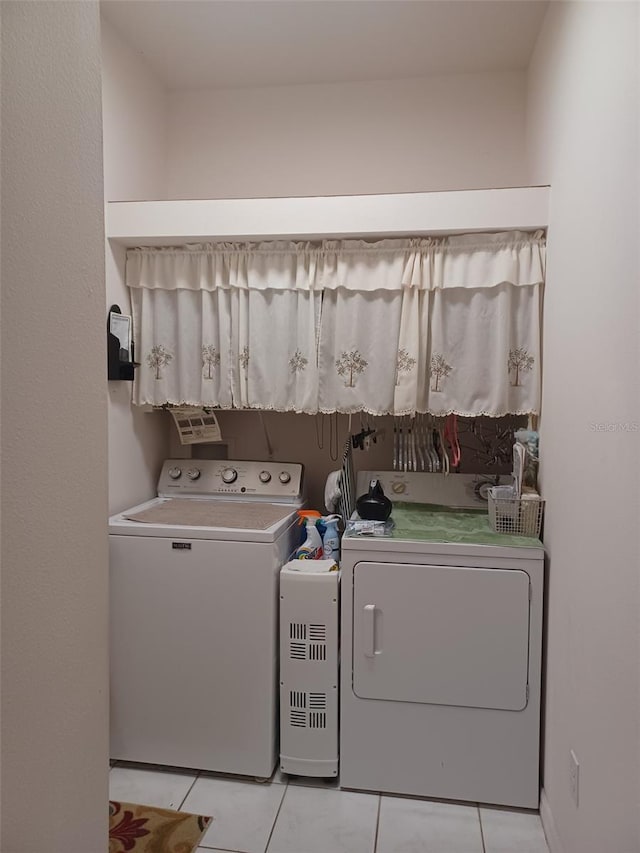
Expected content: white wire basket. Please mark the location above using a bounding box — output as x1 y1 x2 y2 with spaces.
488 494 545 538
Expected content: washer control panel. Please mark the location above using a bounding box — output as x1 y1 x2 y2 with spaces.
158 459 304 501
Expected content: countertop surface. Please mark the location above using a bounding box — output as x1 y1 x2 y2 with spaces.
374 502 543 548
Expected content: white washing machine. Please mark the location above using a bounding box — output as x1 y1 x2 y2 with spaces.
109 458 304 778
340 471 544 808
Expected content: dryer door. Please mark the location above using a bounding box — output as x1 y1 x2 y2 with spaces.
352 562 530 711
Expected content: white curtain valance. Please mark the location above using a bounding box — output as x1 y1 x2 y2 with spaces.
126 231 545 293
127 230 545 417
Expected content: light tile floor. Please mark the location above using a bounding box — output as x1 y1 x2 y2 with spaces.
109 763 550 853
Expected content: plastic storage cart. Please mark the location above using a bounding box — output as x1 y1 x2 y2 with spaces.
279 559 340 777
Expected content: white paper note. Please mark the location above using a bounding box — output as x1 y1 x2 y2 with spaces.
170 407 222 445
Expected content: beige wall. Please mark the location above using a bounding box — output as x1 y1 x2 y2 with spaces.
167 70 528 199
101 54 532 507
0 2 108 850
160 69 531 499
101 18 170 512
101 18 168 205
527 3 640 851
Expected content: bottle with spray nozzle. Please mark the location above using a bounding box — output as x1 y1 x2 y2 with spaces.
294 511 324 559
321 514 341 563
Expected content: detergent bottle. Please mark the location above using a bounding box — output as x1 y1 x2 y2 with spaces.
321 515 341 563
295 510 320 547
295 513 324 559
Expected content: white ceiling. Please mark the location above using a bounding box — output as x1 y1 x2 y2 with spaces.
101 0 549 92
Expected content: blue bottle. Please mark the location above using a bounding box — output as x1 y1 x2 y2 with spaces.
322 515 341 563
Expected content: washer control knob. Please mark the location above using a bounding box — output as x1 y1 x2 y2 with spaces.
187 468 201 481
259 470 272 483
168 467 182 480
278 471 291 484
221 467 238 484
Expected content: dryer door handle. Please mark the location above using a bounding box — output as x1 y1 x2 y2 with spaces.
363 604 377 658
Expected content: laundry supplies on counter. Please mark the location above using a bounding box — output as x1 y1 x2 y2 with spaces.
345 517 395 537
294 511 344 563
356 479 392 521
321 515 341 562
514 428 540 489
295 512 324 559
512 442 526 497
488 436 544 537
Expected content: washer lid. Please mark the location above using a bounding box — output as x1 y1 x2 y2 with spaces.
124 499 293 530
109 497 299 542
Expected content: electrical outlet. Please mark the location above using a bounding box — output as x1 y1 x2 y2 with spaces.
569 750 580 806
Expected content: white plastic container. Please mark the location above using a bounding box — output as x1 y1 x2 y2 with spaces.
279 559 339 777
488 489 544 537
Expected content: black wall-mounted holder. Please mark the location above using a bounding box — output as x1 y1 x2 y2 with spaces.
108 304 139 381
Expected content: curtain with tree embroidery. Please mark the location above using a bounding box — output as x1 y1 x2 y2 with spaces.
130 286 320 412
126 231 544 415
426 282 541 417
317 287 430 415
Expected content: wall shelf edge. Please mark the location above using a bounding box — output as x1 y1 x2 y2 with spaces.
106 186 550 247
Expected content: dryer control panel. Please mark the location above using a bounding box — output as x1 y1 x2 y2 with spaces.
356 470 511 508
158 459 304 502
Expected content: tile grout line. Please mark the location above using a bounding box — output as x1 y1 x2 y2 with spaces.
178 770 202 811
477 804 487 853
262 779 289 853
372 794 382 853
191 770 261 853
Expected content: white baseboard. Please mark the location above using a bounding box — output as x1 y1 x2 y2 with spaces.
540 789 565 853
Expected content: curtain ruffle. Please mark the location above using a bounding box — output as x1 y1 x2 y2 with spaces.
126 231 545 293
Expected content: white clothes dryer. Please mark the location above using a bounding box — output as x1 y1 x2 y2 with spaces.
340 471 544 808
109 459 304 778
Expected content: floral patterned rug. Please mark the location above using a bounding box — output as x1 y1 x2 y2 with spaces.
109 801 212 853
